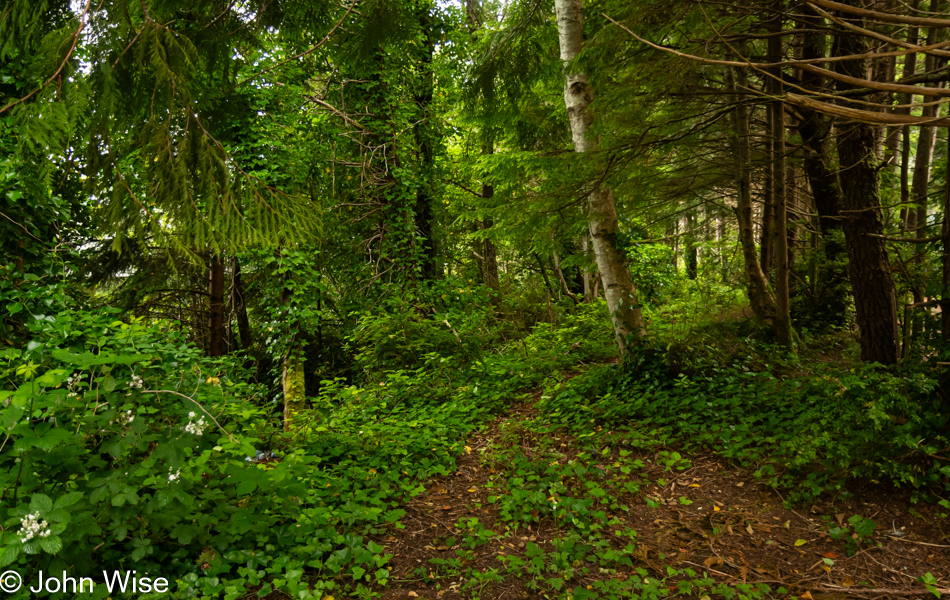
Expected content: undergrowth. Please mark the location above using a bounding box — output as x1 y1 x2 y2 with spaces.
538 341 948 505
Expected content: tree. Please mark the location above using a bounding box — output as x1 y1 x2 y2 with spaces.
554 0 646 353
831 0 901 364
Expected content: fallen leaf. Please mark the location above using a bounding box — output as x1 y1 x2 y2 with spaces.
689 483 701 488
464 446 471 455
468 488 477 493
842 577 854 587
821 552 838 559
801 592 814 600
736 482 744 487
794 539 807 547
784 520 790 529
714 506 721 512
746 524 754 535
835 513 845 526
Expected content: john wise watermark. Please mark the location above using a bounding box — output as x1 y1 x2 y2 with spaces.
0 570 169 595
0 572 21 593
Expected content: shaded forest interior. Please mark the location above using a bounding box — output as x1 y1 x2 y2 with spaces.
4 0 950 598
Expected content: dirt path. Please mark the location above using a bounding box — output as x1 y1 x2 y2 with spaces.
370 394 950 600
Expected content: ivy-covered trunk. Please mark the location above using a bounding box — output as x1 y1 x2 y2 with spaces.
554 0 645 353
412 0 440 282
282 342 305 432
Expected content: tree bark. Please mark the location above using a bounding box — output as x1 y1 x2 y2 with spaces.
282 342 305 432
208 253 226 357
232 257 253 350
898 0 921 231
942 127 950 403
481 141 500 295
552 247 580 304
280 284 305 431
581 232 593 301
467 4 500 296
685 209 698 280
833 0 900 365
769 1 794 348
761 102 775 280
907 0 943 241
796 5 845 238
554 0 645 352
728 65 777 324
535 252 556 299
413 0 439 281
482 216 500 292
943 127 950 343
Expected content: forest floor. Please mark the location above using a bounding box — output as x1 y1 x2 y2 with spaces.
368 386 950 600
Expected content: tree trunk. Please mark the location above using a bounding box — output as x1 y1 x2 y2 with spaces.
481 142 500 295
833 2 900 365
796 5 844 238
908 1 943 241
786 164 799 271
769 2 794 348
282 342 305 432
413 0 439 281
467 5 500 296
667 217 679 272
728 65 776 324
685 209 698 280
942 127 950 403
280 284 305 431
535 252 556 299
555 0 645 352
581 232 593 301
208 253 226 357
232 257 253 350
760 103 775 280
552 247 580 304
898 0 921 232
943 127 950 344
482 216 500 292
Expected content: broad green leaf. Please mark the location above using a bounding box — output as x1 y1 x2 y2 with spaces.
0 545 19 567
39 536 63 554
53 491 83 509
29 493 54 514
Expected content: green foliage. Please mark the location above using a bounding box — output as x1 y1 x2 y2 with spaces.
537 343 947 503
825 514 877 557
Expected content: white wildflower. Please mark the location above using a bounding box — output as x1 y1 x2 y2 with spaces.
19 512 51 542
184 412 207 436
128 373 144 389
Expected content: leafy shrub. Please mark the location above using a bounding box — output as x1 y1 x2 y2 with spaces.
539 347 948 503
348 280 498 375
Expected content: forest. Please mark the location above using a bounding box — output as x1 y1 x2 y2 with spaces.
3 0 950 597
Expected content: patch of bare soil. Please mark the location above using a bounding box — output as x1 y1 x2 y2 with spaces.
370 398 950 600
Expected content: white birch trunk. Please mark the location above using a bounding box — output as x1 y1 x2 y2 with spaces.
554 0 645 353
